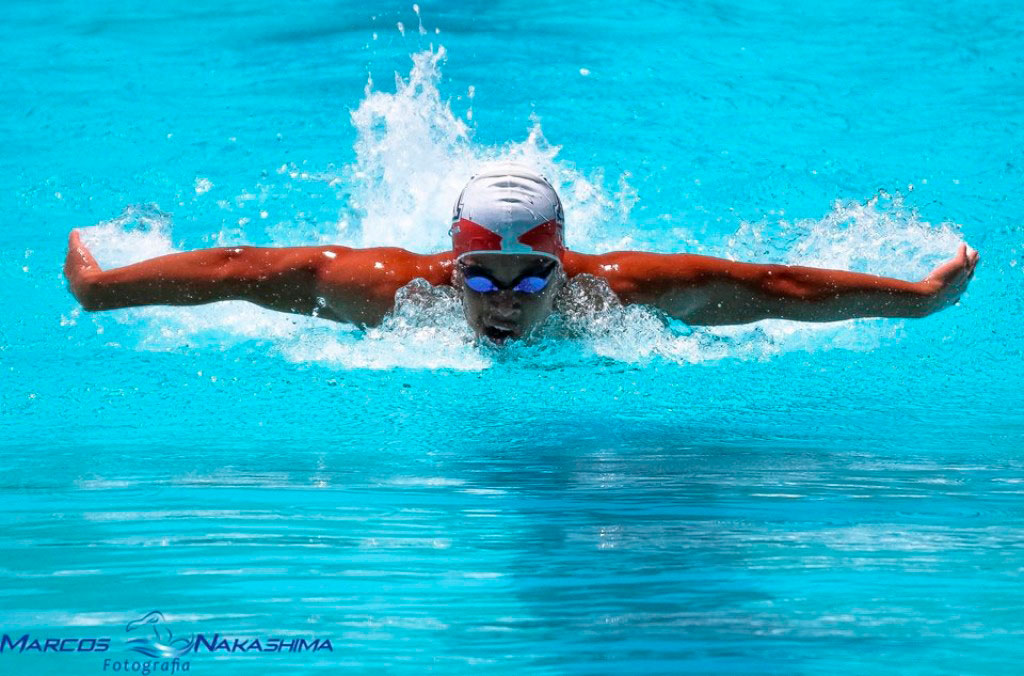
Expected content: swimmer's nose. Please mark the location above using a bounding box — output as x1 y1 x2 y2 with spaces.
489 293 521 313
488 300 522 323
489 308 521 323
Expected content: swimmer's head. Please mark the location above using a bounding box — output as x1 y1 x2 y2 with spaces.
454 252 564 343
450 165 566 342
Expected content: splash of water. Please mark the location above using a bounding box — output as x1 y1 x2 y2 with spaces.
281 280 488 370
341 46 627 254
78 204 178 268
74 48 964 369
726 193 962 278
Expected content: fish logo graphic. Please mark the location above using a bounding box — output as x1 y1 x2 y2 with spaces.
124 611 194 658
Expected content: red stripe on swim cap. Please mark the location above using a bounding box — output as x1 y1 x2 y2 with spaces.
517 219 565 260
451 218 503 257
451 218 565 259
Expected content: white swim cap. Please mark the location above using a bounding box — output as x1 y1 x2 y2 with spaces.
450 163 565 261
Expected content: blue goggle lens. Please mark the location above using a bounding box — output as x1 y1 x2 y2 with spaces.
464 274 551 294
513 276 549 293
465 276 499 293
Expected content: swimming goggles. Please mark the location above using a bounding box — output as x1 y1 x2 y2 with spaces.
460 262 556 294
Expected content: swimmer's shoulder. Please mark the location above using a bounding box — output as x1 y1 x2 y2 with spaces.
562 250 639 298
315 245 455 288
561 249 712 303
309 247 454 325
563 249 642 286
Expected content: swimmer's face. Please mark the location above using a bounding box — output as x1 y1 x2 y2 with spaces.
455 253 564 343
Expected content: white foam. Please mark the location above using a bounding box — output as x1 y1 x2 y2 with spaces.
726 193 962 278
280 280 489 370
78 204 178 268
194 177 213 195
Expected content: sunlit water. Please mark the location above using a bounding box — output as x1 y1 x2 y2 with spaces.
2 0 1023 673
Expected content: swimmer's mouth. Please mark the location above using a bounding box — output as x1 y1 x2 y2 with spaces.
482 325 517 342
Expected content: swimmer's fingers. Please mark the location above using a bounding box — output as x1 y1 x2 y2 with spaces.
64 229 104 307
926 243 977 286
966 245 980 275
66 229 101 271
918 243 979 312
958 245 979 291
68 229 90 256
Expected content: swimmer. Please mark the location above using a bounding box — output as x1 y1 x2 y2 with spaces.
64 164 979 343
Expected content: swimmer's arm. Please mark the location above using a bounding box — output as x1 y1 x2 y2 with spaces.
569 245 979 325
64 230 453 324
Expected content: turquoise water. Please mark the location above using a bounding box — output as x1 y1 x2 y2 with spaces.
2 0 1024 673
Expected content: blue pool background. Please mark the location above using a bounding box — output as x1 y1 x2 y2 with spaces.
2 0 1023 673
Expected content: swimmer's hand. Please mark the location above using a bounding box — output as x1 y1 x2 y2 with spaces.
64 230 103 308
919 243 980 314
